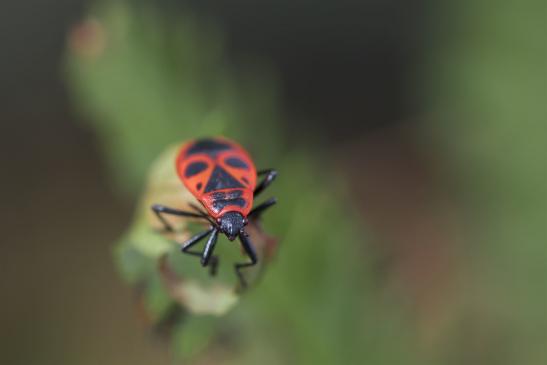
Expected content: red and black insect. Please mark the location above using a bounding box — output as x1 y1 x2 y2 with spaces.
152 137 277 288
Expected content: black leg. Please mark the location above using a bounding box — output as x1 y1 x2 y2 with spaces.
249 197 277 219
181 227 218 276
181 228 213 256
254 169 278 197
235 231 258 289
200 229 219 267
152 204 207 232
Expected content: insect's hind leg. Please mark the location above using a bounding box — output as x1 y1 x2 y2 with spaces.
181 227 220 276
235 231 258 290
254 169 278 197
151 204 208 232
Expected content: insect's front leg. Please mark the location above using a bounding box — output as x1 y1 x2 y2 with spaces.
254 169 278 197
235 231 258 289
181 227 219 276
200 229 219 267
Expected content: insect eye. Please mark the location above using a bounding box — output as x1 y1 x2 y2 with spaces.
225 157 249 170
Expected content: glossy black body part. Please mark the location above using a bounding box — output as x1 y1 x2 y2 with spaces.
218 211 246 240
181 227 219 276
235 231 258 289
254 169 278 197
152 167 278 290
249 197 277 219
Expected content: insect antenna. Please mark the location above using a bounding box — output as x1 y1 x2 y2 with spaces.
189 203 217 226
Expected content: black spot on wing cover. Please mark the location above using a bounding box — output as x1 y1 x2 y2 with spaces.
210 190 246 213
185 161 208 177
212 198 247 213
211 190 243 200
204 166 244 193
186 139 232 156
225 157 249 170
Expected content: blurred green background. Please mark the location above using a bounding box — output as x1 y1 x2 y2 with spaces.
1 0 545 364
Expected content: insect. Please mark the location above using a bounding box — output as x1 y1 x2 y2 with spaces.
151 137 277 288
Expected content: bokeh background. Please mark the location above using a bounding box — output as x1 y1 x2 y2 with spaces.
1 0 545 364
